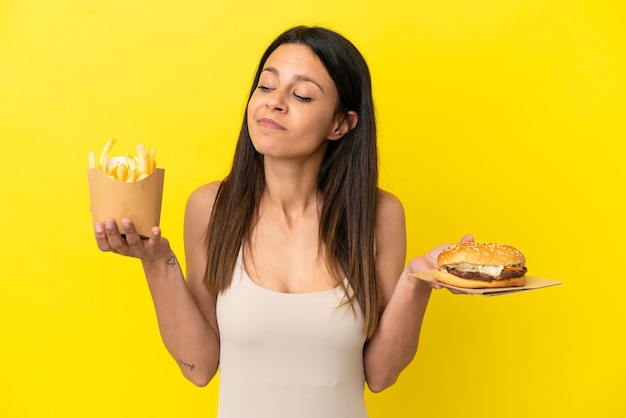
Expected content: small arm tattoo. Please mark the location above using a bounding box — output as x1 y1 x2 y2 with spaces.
167 255 177 268
179 360 195 370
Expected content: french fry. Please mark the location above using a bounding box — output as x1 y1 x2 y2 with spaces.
148 148 156 173
88 138 158 182
125 154 138 182
98 138 117 172
136 143 148 177
116 161 129 182
106 162 119 176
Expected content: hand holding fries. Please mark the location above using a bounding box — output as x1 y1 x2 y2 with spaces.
87 138 165 237
88 138 157 182
94 217 173 263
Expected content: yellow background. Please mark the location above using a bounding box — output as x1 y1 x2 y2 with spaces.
1 1 624 417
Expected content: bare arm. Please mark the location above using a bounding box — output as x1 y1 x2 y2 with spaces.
363 191 471 392
94 182 221 386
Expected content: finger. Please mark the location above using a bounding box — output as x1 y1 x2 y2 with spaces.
94 222 113 252
144 227 166 254
460 234 474 243
120 218 143 248
104 218 129 252
147 226 162 244
425 249 440 266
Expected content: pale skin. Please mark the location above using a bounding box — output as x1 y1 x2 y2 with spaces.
94 43 473 392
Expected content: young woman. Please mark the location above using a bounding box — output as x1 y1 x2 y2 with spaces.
94 26 472 418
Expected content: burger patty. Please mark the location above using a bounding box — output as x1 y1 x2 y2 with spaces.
447 266 528 282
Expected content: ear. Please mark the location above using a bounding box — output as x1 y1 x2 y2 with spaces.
327 111 359 141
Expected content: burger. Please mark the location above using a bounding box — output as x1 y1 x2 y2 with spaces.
434 242 527 289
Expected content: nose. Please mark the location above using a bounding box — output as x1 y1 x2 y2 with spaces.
266 90 287 112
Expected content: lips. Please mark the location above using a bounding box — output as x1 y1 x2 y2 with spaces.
258 117 286 130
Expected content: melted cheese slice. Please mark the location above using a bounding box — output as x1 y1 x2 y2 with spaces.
445 263 505 277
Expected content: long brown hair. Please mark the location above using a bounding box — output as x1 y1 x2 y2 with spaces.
204 26 381 338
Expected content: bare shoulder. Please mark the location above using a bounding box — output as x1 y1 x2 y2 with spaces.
187 181 222 212
376 189 405 222
184 181 222 261
184 183 221 324
184 182 222 302
375 189 407 304
375 188 406 243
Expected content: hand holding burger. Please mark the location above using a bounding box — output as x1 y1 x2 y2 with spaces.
434 242 527 289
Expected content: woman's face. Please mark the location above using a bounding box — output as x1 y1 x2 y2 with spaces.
247 43 347 163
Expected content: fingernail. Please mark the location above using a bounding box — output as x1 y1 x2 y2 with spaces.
95 223 104 233
105 221 115 230
122 220 131 230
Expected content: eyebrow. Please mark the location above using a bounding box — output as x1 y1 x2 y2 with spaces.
262 66 325 93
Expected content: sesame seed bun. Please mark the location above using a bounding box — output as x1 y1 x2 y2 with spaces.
437 242 526 267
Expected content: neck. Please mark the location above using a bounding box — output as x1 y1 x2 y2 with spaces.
261 158 322 220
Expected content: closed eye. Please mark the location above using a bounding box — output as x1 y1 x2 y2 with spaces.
294 93 312 102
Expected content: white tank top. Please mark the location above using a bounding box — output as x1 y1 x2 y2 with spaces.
215 251 368 418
